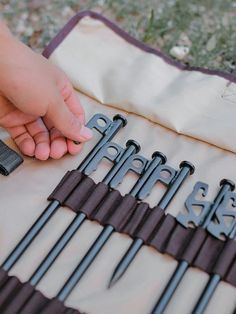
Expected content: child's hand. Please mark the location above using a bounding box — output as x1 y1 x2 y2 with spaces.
0 21 92 160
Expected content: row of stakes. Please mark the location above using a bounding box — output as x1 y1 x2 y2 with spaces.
1 113 236 314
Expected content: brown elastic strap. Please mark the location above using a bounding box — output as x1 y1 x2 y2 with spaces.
0 268 8 289
66 181 109 217
105 194 137 231
134 206 165 243
90 189 123 224
38 298 79 314
149 214 177 252
194 235 226 273
1 282 34 313
48 170 83 204
212 239 236 278
64 176 96 211
21 289 52 314
181 228 207 264
122 202 150 235
225 261 236 286
0 276 21 310
165 223 194 259
0 269 81 314
48 173 236 288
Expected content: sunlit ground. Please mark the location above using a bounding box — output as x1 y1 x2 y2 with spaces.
1 0 236 73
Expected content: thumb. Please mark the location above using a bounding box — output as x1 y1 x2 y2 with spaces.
46 97 93 142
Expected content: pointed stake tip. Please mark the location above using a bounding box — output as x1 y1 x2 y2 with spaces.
108 275 119 289
107 281 113 289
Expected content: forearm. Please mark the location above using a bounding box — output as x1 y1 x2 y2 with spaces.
0 18 19 77
0 18 13 42
0 18 91 160
0 19 38 111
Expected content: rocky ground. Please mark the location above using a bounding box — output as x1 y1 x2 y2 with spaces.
1 0 236 73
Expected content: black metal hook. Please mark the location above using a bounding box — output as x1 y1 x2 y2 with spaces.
137 164 177 200
207 188 236 239
83 142 124 176
1 113 127 272
28 139 140 288
78 114 127 172
55 151 168 302
86 113 113 133
192 183 235 314
176 181 212 228
108 160 195 288
108 154 149 189
151 179 235 314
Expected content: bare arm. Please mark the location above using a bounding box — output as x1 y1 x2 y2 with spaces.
0 19 92 160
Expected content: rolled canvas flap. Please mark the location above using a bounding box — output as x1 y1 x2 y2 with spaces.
44 11 236 154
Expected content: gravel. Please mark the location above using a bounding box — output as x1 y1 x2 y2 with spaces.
1 0 236 73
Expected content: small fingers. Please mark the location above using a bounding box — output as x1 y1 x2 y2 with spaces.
26 119 50 160
49 127 68 159
6 125 35 156
67 139 84 155
46 96 92 142
43 117 68 159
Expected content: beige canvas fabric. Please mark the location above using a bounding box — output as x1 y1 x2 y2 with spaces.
0 11 236 314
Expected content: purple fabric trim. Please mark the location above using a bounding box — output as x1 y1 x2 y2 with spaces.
43 10 236 84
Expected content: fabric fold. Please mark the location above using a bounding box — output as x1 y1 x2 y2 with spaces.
45 11 236 154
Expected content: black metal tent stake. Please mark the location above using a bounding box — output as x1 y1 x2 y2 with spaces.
108 161 195 288
29 139 140 287
151 179 235 314
55 151 168 302
192 202 236 314
1 114 127 272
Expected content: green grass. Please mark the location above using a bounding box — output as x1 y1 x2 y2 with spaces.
1 0 236 73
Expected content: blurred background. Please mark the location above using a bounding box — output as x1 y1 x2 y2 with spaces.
0 0 235 73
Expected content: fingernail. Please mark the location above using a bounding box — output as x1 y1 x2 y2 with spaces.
80 125 93 140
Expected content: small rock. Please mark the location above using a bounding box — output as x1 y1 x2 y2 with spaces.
178 32 192 47
223 60 235 70
168 0 176 7
28 0 49 9
31 13 40 22
222 14 229 27
21 12 28 20
62 6 75 17
16 20 26 33
167 20 173 28
199 5 206 13
98 0 106 5
25 26 34 37
206 34 217 51
169 46 190 60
